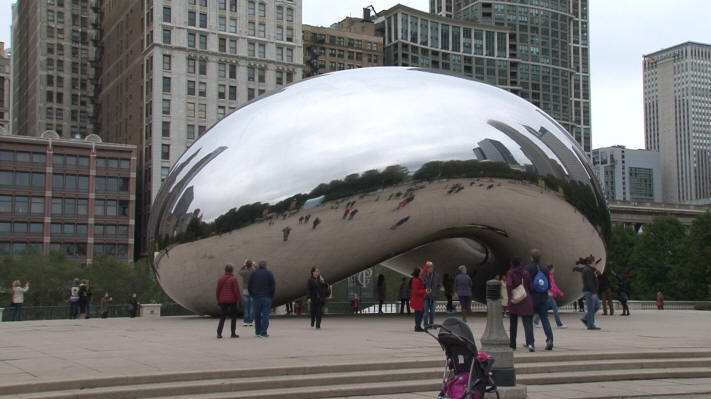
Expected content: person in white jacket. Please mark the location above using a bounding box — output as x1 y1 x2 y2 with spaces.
11 280 29 321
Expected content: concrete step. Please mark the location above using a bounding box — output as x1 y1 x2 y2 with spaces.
3 353 711 398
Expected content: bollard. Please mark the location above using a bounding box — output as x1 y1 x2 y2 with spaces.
481 280 526 398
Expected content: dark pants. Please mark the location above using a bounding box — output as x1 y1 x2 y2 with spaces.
400 298 411 314
310 299 323 327
620 292 630 315
285 301 293 314
253 297 272 336
533 295 554 345
70 302 80 319
11 303 23 321
414 310 424 329
445 293 454 312
217 302 238 337
509 314 534 348
378 300 384 314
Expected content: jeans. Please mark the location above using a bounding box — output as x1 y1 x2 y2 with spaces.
253 297 272 336
583 291 601 328
445 294 454 312
509 314 533 348
532 294 554 345
414 310 424 329
86 302 91 319
11 303 23 321
242 295 254 324
534 295 563 327
217 302 237 337
70 302 80 319
424 297 436 326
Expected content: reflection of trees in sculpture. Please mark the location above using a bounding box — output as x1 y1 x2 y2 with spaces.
413 159 536 182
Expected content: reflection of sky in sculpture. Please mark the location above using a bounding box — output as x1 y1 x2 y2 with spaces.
166 68 581 223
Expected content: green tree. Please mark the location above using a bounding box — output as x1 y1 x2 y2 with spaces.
687 212 711 299
607 224 638 274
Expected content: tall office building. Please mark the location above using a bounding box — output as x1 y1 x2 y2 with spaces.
98 0 303 255
592 146 662 203
421 0 590 154
303 19 382 76
11 0 98 138
643 42 711 204
0 43 10 133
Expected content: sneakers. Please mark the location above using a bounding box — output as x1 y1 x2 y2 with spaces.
545 340 553 351
534 323 541 328
588 326 601 330
230 334 239 338
558 324 567 329
580 318 588 327
216 334 223 339
527 345 535 352
414 326 425 332
242 323 248 327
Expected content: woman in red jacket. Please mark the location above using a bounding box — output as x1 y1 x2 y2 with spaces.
410 267 427 332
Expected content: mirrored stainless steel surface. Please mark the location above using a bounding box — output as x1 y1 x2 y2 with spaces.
148 67 610 315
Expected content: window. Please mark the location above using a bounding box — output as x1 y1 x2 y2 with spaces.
248 22 255 36
248 67 255 81
186 102 195 117
258 44 265 58
187 58 196 74
162 99 170 115
161 167 170 181
248 1 255 15
286 27 293 42
199 34 207 50
286 48 293 62
229 18 237 33
248 42 255 57
162 121 170 137
258 68 265 83
77 199 88 216
276 27 283 41
286 7 293 22
229 39 237 54
199 60 207 75
0 195 10 213
30 197 44 214
188 33 196 48
15 197 29 215
199 13 207 28
198 103 207 119
161 144 170 160
248 88 255 100
188 11 196 26
218 63 226 78
229 64 236 79
258 23 265 38
163 7 171 23
63 198 75 216
198 82 206 97
218 16 226 31
276 6 283 20
258 2 265 17
187 124 195 139
163 29 171 44
218 84 226 99
163 55 171 70
276 71 283 85
187 80 195 95
276 46 283 61
31 173 45 189
219 38 226 52
229 85 237 100
217 106 225 119
162 77 171 93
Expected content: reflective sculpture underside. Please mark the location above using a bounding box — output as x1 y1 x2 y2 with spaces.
148 67 610 316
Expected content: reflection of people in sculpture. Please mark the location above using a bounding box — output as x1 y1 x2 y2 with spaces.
351 293 360 315
298 216 304 224
282 226 291 241
348 209 358 220
343 208 351 219
312 217 320 230
398 277 411 314
390 216 410 230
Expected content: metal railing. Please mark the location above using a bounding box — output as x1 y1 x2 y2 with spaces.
0 302 194 321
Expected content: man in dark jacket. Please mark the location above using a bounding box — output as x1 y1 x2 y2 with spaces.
523 249 554 351
216 264 243 339
598 269 613 315
248 260 276 337
574 256 601 330
306 267 329 329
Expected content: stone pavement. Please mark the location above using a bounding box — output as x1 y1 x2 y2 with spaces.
1 309 710 397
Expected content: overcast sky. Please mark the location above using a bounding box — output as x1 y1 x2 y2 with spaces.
1 0 709 150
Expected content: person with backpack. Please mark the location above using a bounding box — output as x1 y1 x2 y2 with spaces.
69 278 81 319
523 249 554 351
306 267 330 329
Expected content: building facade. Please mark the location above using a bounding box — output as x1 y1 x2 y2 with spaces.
97 0 303 255
0 43 10 134
643 42 711 204
591 146 662 203
0 132 136 263
11 0 98 138
448 0 590 153
302 21 382 76
376 5 514 90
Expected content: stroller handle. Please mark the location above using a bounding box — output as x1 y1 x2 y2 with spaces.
423 323 477 348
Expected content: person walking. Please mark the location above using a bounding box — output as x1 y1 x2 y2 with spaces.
442 273 454 313
129 293 139 318
239 260 256 327
398 277 411 314
282 226 291 242
598 269 614 315
10 280 29 321
454 265 473 321
612 271 631 316
574 256 601 330
524 249 554 350
307 267 330 329
216 264 243 338
69 278 80 319
506 257 535 352
656 291 664 310
100 292 112 318
376 274 386 314
248 260 276 337
422 262 441 326
410 268 427 332
533 265 567 329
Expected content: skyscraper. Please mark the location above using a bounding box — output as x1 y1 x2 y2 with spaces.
592 146 662 203
98 0 304 254
11 0 98 138
0 43 10 134
643 42 711 203
431 0 591 153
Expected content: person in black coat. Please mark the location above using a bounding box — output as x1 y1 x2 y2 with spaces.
129 293 139 318
306 267 330 329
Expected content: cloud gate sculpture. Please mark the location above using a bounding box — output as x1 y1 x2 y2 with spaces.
148 67 610 315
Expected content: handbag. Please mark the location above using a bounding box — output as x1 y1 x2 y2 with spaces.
510 277 527 304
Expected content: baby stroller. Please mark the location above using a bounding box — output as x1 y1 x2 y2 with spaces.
424 317 499 399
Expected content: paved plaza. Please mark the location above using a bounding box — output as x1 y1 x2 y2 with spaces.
1 309 710 398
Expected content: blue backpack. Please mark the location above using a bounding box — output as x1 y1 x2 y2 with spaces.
533 264 549 293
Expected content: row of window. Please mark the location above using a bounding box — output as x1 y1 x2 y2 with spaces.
0 221 130 237
0 242 130 259
0 196 45 215
0 171 45 189
308 33 379 52
162 28 295 50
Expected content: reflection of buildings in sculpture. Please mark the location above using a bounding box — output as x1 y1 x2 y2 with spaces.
592 146 662 202
526 126 589 183
473 139 518 165
487 120 564 180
